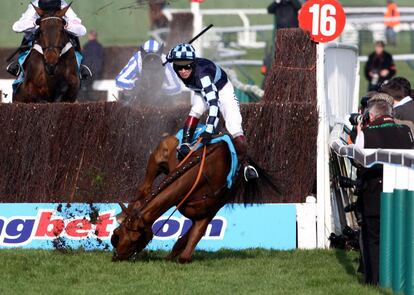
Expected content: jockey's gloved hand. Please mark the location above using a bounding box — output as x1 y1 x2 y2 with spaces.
177 143 191 161
200 131 213 145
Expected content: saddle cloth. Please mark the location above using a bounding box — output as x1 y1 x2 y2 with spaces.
13 46 83 92
175 124 238 188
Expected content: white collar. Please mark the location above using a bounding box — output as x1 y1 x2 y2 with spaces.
394 96 413 108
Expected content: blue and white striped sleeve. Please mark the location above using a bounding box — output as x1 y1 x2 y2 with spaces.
115 53 139 90
163 63 183 95
200 76 220 134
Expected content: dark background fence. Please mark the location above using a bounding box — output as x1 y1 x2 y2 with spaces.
0 29 318 203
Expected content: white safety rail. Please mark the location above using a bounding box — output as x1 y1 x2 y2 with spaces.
163 8 270 49
296 197 318 249
316 42 360 248
224 67 264 98
0 79 13 103
329 123 414 191
163 7 414 49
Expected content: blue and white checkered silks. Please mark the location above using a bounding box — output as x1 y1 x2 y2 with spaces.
200 76 220 134
167 43 196 62
115 51 182 94
142 39 161 53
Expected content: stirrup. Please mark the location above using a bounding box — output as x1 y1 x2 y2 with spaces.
6 62 21 77
80 64 92 80
244 165 259 181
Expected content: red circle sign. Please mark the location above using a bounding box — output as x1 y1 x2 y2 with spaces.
298 0 346 43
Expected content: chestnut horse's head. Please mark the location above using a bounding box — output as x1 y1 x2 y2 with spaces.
32 3 72 75
111 203 153 261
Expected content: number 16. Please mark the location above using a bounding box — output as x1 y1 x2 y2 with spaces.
309 4 337 37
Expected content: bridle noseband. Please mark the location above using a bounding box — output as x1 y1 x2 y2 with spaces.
123 210 145 233
34 16 71 56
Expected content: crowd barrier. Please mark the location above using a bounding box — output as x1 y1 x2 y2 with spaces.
330 123 414 295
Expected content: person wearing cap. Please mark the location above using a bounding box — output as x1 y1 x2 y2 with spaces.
115 39 183 98
166 43 259 181
6 0 91 79
354 92 413 285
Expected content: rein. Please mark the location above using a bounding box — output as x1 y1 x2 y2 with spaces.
123 138 208 235
154 138 207 236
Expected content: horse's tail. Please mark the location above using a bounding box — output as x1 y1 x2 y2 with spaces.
229 157 283 205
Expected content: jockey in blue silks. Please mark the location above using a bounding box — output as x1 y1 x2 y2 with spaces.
6 0 91 79
166 43 259 181
115 39 183 96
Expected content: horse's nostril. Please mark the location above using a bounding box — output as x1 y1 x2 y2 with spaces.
45 64 56 75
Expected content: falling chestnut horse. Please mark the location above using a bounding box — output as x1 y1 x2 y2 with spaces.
13 4 79 103
111 135 278 263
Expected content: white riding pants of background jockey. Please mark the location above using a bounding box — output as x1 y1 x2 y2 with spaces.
189 81 244 138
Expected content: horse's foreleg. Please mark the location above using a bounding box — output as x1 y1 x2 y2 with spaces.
62 75 80 102
137 152 163 198
166 228 191 261
137 136 178 199
177 216 213 264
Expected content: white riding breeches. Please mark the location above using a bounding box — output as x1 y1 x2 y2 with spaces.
189 81 244 138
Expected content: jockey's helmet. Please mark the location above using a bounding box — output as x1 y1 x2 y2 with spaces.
166 43 196 63
140 39 163 55
38 0 61 11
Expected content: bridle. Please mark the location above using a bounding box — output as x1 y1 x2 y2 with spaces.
120 138 208 236
122 210 146 233
33 16 73 57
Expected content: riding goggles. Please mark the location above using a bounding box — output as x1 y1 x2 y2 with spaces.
173 63 194 71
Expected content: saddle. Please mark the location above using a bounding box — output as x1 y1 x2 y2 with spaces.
175 124 238 188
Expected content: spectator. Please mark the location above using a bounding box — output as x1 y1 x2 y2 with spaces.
355 93 413 285
81 30 104 99
364 41 396 91
384 0 400 46
380 77 414 124
267 0 302 30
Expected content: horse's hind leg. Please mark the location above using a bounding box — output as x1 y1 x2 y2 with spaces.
177 216 214 264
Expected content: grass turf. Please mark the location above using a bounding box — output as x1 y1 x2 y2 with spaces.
0 249 392 295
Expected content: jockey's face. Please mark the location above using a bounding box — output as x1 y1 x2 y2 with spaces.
173 62 193 79
178 67 192 79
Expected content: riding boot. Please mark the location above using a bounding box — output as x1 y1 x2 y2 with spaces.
177 116 199 161
6 36 32 77
80 65 93 80
233 135 259 181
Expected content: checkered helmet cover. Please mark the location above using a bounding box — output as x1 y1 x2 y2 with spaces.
167 43 196 62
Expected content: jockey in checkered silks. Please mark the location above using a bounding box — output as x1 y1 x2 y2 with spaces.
6 0 92 80
166 43 259 181
115 39 184 100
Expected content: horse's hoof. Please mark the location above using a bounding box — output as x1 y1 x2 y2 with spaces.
178 256 192 264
